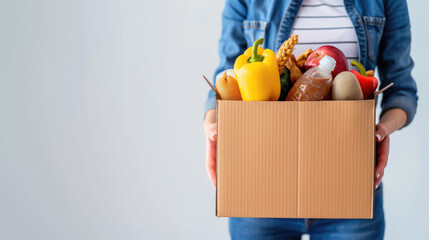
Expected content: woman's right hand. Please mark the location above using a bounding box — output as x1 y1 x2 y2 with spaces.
205 123 217 187
204 109 217 187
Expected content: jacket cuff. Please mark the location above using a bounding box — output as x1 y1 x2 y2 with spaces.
380 95 417 128
204 92 217 119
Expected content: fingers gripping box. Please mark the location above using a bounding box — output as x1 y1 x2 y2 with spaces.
215 99 376 219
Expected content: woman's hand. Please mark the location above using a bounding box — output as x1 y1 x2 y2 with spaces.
204 109 217 187
374 108 408 190
374 123 390 189
205 124 217 187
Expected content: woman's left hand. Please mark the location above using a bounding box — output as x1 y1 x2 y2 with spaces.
374 123 390 190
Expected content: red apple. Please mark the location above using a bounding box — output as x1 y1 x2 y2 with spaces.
305 45 349 79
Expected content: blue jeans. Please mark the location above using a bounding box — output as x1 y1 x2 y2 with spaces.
229 183 385 240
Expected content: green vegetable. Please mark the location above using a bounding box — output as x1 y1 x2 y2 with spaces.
278 67 292 101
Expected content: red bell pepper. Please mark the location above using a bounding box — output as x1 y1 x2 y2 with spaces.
350 60 379 99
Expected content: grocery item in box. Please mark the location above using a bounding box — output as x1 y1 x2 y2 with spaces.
286 55 336 101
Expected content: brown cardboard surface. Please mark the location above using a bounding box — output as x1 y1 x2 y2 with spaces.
216 100 375 219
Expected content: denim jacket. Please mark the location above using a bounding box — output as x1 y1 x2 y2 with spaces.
205 0 418 127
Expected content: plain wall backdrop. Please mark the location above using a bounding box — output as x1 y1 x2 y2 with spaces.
0 0 427 239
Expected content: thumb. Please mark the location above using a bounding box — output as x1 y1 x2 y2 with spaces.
208 124 217 142
375 124 388 142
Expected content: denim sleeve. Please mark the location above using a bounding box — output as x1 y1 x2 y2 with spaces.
377 0 418 128
204 0 247 118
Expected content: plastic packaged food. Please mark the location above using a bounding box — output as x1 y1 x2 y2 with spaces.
286 56 336 101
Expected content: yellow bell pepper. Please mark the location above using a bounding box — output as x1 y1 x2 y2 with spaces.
234 38 280 101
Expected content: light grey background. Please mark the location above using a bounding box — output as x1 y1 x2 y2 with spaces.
0 0 427 239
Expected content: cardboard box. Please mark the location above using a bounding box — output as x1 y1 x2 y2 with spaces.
216 99 376 219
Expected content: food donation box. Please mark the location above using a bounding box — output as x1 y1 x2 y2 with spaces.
206 35 390 219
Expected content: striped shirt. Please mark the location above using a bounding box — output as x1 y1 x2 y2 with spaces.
289 0 359 68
